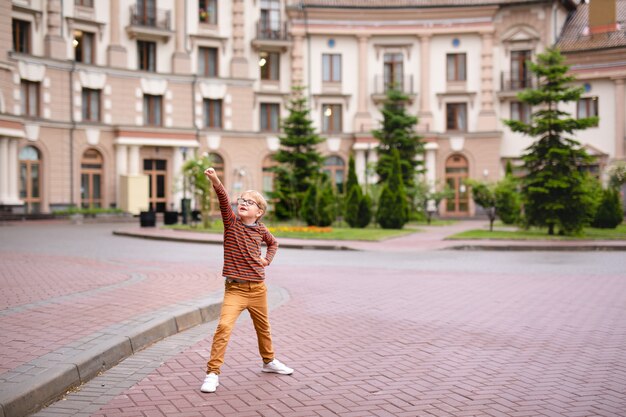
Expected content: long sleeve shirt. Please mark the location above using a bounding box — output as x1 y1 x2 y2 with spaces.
214 182 278 282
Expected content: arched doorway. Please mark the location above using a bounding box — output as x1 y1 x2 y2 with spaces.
209 153 224 215
19 145 42 213
445 154 469 216
81 148 103 208
323 155 346 193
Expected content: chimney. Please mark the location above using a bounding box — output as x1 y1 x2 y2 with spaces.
589 0 618 35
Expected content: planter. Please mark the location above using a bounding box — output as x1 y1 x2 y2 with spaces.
164 211 178 225
139 211 156 227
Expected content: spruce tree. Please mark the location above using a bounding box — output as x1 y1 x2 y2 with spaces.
503 47 598 235
344 155 363 228
373 88 424 189
271 86 324 220
376 149 408 229
301 176 336 227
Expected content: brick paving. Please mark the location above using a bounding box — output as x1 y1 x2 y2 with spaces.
3 221 626 417
48 261 626 416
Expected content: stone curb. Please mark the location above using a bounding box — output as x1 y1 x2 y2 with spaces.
0 301 222 417
448 244 626 251
112 230 356 251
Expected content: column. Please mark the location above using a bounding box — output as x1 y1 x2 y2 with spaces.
291 34 304 87
424 142 439 191
418 35 433 130
477 32 498 131
44 0 66 59
115 144 128 205
172 147 185 210
172 0 191 74
615 78 625 159
128 145 140 175
353 35 371 133
107 0 128 68
8 138 19 203
354 148 366 185
230 0 248 78
0 138 8 203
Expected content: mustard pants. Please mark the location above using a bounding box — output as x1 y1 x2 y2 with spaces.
206 280 274 375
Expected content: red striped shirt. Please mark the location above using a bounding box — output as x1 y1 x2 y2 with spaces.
214 182 278 282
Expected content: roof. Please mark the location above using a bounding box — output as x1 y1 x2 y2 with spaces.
557 0 626 52
292 0 574 8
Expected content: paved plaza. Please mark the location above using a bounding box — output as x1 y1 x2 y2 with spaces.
1 221 626 417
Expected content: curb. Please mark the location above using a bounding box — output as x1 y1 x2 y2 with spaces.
448 244 626 251
112 230 357 251
0 301 222 417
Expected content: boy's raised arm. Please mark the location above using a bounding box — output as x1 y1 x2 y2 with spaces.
204 168 236 227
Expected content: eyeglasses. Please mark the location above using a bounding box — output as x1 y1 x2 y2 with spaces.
237 198 259 208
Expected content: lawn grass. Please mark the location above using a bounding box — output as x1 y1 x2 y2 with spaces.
447 223 626 240
166 222 415 241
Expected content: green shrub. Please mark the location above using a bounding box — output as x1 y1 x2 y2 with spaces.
344 185 362 228
494 178 521 225
592 188 624 229
357 193 372 228
301 177 336 227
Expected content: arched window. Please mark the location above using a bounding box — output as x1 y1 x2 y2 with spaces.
323 155 345 193
445 154 469 215
19 146 42 213
81 149 103 209
209 153 224 215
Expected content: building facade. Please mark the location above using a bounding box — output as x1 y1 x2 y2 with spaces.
0 0 624 217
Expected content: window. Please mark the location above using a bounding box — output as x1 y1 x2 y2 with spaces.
322 54 341 82
81 149 103 209
446 103 467 131
262 155 277 197
198 47 218 77
136 0 157 26
511 50 531 89
12 19 30 53
510 101 531 124
75 0 94 7
323 156 346 193
384 53 404 92
74 30 95 64
143 95 162 126
203 99 222 128
138 40 156 72
259 51 280 81
260 0 281 39
578 97 599 125
21 80 40 117
447 53 466 81
199 0 217 24
143 158 167 212
260 103 280 132
322 104 342 133
82 89 101 122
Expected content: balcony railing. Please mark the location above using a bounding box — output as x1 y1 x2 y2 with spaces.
373 75 414 95
129 5 171 31
501 73 535 91
256 20 290 41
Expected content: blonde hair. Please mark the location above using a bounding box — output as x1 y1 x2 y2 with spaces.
241 190 268 215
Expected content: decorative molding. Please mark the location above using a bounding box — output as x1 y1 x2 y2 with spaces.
78 70 107 89
18 61 46 82
373 43 413 60
140 78 168 95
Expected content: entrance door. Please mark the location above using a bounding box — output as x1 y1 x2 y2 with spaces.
81 149 103 208
445 154 469 216
143 159 167 212
19 146 42 213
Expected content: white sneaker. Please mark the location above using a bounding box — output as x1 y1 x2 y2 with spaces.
200 373 219 393
262 359 294 375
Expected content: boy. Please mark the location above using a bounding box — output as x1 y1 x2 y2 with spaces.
200 167 293 393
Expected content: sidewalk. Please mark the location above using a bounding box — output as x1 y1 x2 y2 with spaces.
113 220 626 252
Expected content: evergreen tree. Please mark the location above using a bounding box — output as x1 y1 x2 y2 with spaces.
592 188 623 229
503 47 598 235
344 155 364 228
357 193 373 228
271 86 324 220
373 88 424 188
376 149 408 229
301 176 335 227
345 154 359 194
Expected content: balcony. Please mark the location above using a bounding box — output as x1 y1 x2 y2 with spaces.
251 20 291 52
126 5 172 41
371 75 416 103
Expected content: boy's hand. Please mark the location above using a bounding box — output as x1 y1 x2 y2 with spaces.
204 167 220 184
259 257 269 267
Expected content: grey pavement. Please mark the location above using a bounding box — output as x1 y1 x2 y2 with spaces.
1 220 626 417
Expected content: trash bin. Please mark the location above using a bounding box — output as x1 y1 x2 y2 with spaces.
139 211 156 227
164 210 178 225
